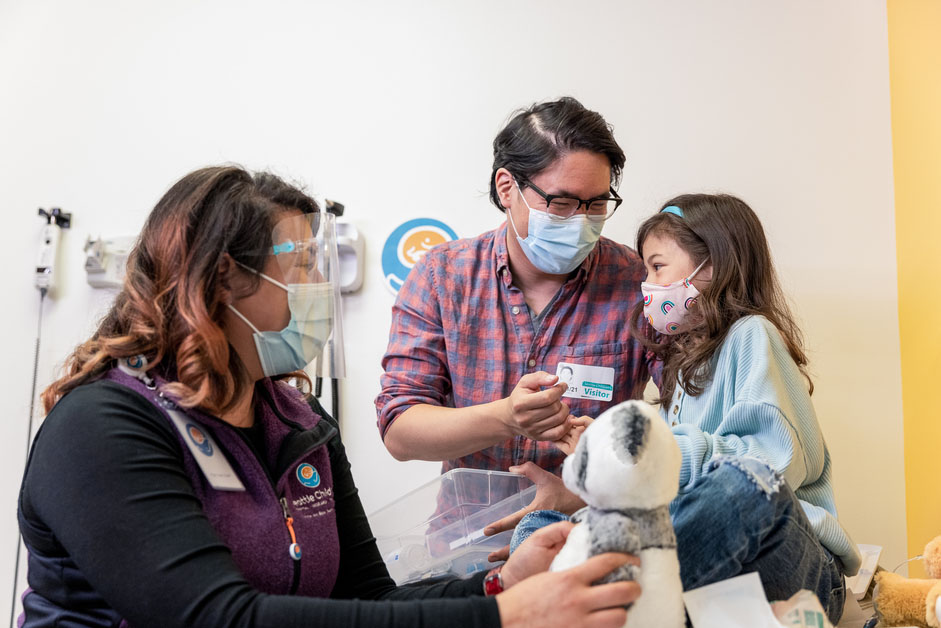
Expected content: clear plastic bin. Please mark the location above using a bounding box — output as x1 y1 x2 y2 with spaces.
369 469 537 584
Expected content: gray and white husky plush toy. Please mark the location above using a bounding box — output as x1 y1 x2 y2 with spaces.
549 400 685 628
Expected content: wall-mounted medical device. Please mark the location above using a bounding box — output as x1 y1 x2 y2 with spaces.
36 207 72 295
336 221 364 293
84 235 137 289
18 207 72 612
323 199 364 294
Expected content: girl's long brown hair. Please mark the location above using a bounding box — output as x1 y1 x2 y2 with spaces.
42 166 319 415
630 193 812 406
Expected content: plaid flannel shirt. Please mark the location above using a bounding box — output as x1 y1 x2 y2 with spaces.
376 223 652 477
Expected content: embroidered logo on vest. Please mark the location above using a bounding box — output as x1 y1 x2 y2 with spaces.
296 463 321 488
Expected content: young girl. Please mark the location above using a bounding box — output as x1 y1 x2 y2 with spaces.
510 193 860 625
633 194 859 624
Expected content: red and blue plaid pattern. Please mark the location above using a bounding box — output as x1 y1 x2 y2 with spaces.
376 224 653 476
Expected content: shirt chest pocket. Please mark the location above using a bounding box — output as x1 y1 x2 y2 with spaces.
560 342 626 364
553 342 634 414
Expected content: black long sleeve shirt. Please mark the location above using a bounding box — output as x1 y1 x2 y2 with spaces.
18 381 501 627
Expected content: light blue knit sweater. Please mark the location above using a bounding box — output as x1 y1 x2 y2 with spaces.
660 315 861 575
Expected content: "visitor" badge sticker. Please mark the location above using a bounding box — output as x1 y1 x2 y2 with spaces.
555 362 615 401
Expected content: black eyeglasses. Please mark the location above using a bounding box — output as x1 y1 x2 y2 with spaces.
518 178 623 220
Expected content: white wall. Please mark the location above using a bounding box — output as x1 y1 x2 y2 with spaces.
0 0 904 621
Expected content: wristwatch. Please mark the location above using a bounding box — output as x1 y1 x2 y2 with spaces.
483 566 504 596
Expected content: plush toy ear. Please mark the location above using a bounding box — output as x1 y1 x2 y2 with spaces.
925 536 941 579
612 403 650 464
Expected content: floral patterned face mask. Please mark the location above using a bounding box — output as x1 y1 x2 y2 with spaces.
641 258 709 335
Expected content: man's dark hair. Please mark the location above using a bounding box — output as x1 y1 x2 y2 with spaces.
489 97 626 212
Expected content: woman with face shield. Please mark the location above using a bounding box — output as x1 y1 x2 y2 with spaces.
16 166 639 628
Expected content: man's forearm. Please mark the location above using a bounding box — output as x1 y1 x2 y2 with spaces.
382 401 513 462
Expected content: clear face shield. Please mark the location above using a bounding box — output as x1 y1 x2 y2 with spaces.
270 212 325 285
269 212 347 380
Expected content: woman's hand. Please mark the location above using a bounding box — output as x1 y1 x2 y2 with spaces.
499 521 574 588
496 552 641 628
483 462 586 562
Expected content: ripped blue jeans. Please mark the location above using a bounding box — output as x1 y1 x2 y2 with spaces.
511 456 846 625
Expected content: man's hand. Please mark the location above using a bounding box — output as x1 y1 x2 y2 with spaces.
483 461 586 562
501 372 571 441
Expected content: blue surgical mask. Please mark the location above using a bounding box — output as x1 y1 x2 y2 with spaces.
228 269 334 378
506 181 605 274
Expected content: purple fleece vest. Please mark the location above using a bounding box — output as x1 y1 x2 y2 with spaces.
104 368 341 598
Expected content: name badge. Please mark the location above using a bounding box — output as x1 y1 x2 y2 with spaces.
556 362 615 402
167 409 246 492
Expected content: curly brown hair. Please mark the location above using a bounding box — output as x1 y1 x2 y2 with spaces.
630 193 812 406
42 166 318 415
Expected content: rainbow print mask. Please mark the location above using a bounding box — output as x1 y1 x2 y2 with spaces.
641 258 709 335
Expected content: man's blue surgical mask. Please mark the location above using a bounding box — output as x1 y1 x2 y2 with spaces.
506 181 604 275
228 267 334 378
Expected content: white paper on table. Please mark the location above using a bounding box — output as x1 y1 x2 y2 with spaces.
845 544 882 601
683 572 784 628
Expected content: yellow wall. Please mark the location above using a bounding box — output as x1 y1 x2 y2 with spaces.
887 0 941 577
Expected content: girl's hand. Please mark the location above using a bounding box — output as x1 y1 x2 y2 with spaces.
553 415 594 456
497 552 641 628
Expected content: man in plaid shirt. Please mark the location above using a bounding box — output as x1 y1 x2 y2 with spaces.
375 98 653 532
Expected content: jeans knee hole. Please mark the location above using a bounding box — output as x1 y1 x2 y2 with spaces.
708 455 782 499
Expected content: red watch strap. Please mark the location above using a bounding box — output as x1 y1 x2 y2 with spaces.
483 566 504 596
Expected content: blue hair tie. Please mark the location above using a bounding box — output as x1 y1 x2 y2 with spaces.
661 205 684 218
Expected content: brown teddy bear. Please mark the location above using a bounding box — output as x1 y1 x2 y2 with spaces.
873 536 941 628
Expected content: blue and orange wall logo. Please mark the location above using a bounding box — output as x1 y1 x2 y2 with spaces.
381 218 458 295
